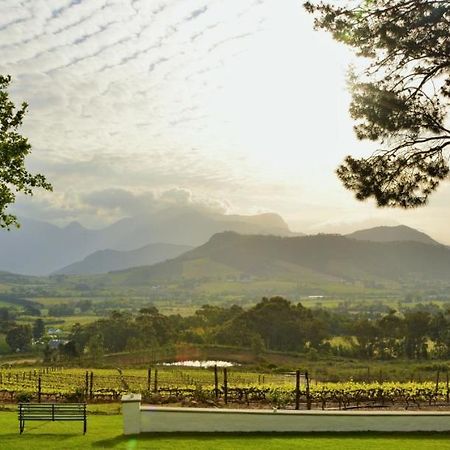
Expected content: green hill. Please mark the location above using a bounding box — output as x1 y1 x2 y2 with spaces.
108 232 450 285
347 225 440 246
53 243 193 275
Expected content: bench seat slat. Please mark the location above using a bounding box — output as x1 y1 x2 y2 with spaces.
20 408 85 412
19 415 85 418
22 417 86 421
19 404 86 409
20 405 85 408
20 413 85 416
20 410 85 413
20 409 85 411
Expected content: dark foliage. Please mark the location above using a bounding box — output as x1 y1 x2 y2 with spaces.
56 297 450 361
305 1 450 207
0 75 52 228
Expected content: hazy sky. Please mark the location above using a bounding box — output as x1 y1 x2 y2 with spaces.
1 0 450 243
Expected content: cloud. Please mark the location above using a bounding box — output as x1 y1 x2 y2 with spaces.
159 187 192 205
10 186 230 228
0 0 269 208
185 6 208 22
82 188 157 215
2 0 449 243
82 187 229 217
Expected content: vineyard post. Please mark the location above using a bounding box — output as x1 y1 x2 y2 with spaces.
295 370 300 410
214 365 219 399
38 376 41 403
85 371 89 401
446 371 449 403
153 368 158 393
436 370 440 393
147 368 151 391
0 372 2 384
305 371 311 410
90 372 94 400
223 368 228 405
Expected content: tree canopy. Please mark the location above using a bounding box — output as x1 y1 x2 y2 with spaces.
305 0 450 207
0 75 52 228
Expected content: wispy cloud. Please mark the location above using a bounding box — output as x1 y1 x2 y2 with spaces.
2 1 447 242
1 1 266 199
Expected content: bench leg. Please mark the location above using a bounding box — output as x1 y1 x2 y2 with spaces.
83 417 87 434
19 419 24 434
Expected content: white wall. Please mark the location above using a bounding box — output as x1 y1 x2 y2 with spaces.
121 395 450 435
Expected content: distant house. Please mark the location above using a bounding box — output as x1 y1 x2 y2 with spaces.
47 328 62 336
47 339 68 350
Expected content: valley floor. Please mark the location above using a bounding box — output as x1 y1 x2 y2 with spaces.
1 409 450 449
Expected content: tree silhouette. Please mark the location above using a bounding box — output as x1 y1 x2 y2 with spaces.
0 75 52 228
305 1 450 207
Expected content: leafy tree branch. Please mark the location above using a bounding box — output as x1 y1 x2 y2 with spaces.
0 75 52 228
305 0 450 207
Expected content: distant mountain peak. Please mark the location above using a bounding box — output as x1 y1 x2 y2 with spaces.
53 242 193 275
64 221 85 230
347 225 440 246
206 231 241 243
109 231 450 285
0 208 296 275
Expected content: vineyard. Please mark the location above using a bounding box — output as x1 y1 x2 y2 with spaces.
1 365 450 410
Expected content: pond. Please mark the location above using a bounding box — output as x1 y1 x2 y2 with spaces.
160 360 237 368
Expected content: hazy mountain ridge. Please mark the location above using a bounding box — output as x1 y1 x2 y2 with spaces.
53 243 193 275
112 231 450 284
0 207 295 275
347 225 441 246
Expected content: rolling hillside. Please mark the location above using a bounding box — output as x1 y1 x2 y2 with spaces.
0 208 296 275
110 232 450 285
53 243 193 275
347 225 441 246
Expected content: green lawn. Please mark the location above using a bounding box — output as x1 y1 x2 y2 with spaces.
2 410 450 449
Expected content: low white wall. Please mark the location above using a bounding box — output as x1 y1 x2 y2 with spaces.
121 394 450 435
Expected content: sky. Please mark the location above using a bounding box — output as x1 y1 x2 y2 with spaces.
1 0 450 243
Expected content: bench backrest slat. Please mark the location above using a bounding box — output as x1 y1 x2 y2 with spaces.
19 403 86 419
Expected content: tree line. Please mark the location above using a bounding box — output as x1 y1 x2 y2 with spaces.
3 296 450 360
5 297 444 362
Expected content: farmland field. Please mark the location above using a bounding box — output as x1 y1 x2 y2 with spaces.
2 366 450 410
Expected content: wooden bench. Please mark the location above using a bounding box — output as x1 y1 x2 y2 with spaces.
18 403 87 434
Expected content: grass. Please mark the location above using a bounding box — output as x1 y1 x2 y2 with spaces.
2 409 450 449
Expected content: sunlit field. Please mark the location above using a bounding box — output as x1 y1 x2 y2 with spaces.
1 365 450 411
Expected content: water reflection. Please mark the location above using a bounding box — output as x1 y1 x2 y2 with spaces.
160 360 237 368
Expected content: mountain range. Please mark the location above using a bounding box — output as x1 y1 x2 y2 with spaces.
1 200 444 279
53 243 193 275
110 231 450 285
347 225 441 246
0 207 295 275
